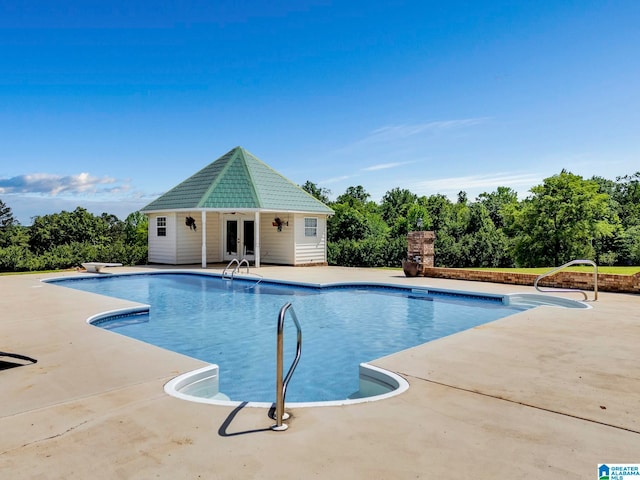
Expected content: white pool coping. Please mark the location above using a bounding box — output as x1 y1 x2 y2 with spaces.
163 363 410 408
48 270 589 408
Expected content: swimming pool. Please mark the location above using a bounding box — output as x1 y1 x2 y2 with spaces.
51 273 542 404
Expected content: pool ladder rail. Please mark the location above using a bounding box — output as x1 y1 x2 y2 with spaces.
534 259 598 301
222 258 263 285
271 302 302 431
222 258 249 279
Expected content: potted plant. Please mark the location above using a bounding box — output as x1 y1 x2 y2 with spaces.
402 256 421 277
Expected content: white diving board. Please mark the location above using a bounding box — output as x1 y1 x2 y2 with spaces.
82 262 123 273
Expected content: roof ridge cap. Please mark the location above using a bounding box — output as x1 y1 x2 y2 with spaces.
237 148 261 207
240 148 333 211
196 148 238 207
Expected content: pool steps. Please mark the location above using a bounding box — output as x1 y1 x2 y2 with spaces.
164 362 409 408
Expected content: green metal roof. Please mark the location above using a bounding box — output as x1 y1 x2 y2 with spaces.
141 147 333 214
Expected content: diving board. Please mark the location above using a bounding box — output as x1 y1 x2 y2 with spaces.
82 262 123 273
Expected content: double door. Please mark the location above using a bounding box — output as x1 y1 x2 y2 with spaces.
224 216 255 262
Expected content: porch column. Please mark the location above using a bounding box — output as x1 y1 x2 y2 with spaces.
254 211 261 268
201 210 207 268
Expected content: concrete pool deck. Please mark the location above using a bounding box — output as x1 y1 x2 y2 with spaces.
1 265 638 479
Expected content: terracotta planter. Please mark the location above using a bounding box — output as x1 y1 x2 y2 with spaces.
402 260 420 277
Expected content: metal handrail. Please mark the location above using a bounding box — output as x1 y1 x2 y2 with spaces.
534 259 598 301
222 258 240 279
233 258 250 278
271 302 302 431
223 258 252 280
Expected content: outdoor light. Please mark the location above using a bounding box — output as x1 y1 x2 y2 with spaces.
417 217 423 229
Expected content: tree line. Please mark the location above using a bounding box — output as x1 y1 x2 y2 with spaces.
0 205 148 272
1 169 638 272
302 170 640 268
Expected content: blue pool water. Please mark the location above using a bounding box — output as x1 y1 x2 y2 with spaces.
52 273 529 403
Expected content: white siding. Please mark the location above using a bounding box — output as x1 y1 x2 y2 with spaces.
147 210 327 266
176 211 202 264
148 213 177 264
294 214 327 265
205 212 222 263
148 211 223 265
260 213 295 265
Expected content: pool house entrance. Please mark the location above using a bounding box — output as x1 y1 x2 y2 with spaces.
224 215 255 262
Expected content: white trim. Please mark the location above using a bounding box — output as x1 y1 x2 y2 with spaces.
143 207 333 215
304 216 318 237
254 211 261 267
201 211 207 268
156 216 167 237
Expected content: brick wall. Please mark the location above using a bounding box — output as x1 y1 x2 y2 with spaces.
421 267 640 294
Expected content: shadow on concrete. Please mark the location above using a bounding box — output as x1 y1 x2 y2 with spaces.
217 401 274 437
0 351 37 371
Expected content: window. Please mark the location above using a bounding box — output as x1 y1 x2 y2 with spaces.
304 217 318 237
156 216 167 237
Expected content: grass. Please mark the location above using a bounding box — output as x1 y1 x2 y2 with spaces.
0 269 76 276
461 266 640 275
378 265 640 275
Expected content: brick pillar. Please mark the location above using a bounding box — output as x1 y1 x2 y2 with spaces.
406 231 435 275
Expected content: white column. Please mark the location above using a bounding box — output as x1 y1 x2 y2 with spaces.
254 211 261 268
201 210 207 268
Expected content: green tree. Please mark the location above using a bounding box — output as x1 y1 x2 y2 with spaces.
327 204 371 241
0 198 16 228
301 181 331 205
420 194 458 267
614 172 640 227
406 204 431 232
124 211 149 246
380 188 417 227
510 171 613 267
619 225 640 265
591 173 640 264
336 185 370 206
459 203 513 267
101 212 125 242
476 186 519 229
0 198 19 248
28 207 119 254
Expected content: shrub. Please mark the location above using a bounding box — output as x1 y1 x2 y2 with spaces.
328 236 401 268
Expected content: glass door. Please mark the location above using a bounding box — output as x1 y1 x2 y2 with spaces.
225 219 238 260
242 220 255 261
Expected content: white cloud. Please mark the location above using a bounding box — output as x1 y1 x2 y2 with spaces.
0 172 124 196
362 161 414 172
8 195 149 225
410 172 542 197
319 174 353 184
0 171 153 223
353 118 489 147
318 161 415 187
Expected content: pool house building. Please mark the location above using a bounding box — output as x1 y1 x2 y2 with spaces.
141 147 334 268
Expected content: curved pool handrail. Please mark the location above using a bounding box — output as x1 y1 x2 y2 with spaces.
534 259 598 301
235 258 250 276
222 258 240 279
224 258 252 281
272 302 302 431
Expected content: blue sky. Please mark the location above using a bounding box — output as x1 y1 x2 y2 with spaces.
1 1 638 224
